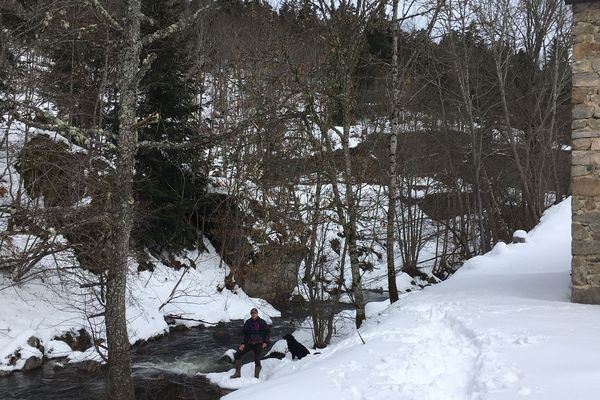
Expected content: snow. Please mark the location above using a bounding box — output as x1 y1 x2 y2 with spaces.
206 199 600 400
513 229 528 240
0 240 279 373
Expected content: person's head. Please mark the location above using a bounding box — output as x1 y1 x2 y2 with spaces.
250 308 258 319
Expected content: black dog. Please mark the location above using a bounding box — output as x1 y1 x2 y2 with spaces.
283 334 310 360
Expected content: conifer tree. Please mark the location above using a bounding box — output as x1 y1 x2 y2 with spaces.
135 0 207 253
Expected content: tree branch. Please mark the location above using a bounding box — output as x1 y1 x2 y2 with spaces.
132 111 159 130
134 52 157 86
141 3 213 47
4 99 113 148
84 0 123 33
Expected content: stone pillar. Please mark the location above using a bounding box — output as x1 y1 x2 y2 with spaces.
569 0 600 304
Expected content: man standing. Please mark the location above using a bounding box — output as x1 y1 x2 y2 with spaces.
230 307 270 379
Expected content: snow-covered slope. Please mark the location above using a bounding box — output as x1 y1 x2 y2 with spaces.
0 240 279 374
0 118 279 374
208 199 600 400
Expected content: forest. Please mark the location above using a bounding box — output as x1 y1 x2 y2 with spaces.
0 0 572 398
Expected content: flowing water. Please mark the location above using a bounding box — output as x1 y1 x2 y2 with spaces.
0 315 303 400
0 294 387 400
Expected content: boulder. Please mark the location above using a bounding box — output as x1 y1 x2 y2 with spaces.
75 360 103 373
56 328 93 352
512 230 527 244
27 336 45 354
237 242 305 307
23 356 43 371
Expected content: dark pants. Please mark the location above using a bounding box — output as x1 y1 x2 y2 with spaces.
234 343 264 367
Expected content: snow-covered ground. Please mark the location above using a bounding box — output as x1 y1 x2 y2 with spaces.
0 239 279 374
207 199 600 400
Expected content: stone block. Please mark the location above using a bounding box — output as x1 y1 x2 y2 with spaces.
573 138 592 151
573 59 592 74
573 130 600 139
572 238 600 255
572 165 591 177
572 119 588 130
579 34 596 44
572 255 600 270
585 119 600 130
572 150 600 165
573 211 600 227
573 72 600 87
572 223 590 241
574 22 596 36
572 263 589 286
572 86 590 104
573 197 600 213
573 203 600 219
574 42 600 59
573 104 596 119
588 273 600 286
588 8 600 22
572 285 600 305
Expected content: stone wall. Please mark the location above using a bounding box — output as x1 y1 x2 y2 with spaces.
571 0 600 304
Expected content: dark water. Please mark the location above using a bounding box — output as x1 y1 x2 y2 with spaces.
0 316 303 400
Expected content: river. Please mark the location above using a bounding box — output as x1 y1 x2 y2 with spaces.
0 294 388 400
0 314 302 400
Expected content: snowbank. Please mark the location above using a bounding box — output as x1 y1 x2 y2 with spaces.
208 199 600 400
0 240 279 374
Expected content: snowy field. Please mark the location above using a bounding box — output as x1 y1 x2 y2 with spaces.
207 199 600 400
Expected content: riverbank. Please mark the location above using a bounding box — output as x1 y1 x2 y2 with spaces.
0 239 279 377
0 311 309 400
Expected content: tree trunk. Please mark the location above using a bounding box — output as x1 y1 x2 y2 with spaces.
106 0 142 398
342 77 366 329
387 0 400 304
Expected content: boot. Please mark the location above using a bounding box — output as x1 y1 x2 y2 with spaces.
230 359 242 378
254 365 262 379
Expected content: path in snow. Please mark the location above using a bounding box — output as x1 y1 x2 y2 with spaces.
208 199 600 400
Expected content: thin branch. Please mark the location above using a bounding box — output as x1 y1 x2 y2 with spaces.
4 100 112 147
141 3 213 47
84 0 123 33
134 53 157 86
131 111 159 131
88 311 106 318
164 314 213 325
158 266 190 312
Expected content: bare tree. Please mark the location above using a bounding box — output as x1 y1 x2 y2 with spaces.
2 1 213 397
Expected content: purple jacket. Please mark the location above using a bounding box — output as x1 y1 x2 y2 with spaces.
242 317 270 345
